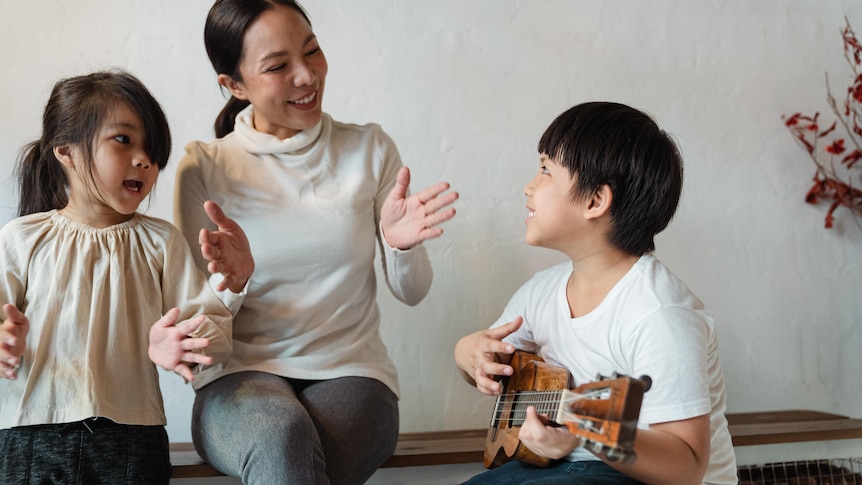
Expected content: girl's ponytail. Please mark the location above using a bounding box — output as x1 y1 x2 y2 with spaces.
214 96 250 138
16 140 68 217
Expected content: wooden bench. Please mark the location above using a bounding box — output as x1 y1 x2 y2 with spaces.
170 429 487 479
169 410 862 479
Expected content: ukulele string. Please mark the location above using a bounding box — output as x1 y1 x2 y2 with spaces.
490 388 607 423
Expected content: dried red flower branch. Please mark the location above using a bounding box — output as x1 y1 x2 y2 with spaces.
782 17 862 230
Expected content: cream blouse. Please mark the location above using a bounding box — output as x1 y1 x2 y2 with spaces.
0 210 231 428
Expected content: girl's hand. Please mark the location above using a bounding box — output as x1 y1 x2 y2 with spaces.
380 166 459 250
199 200 254 293
518 406 580 459
0 304 28 380
148 308 214 382
453 317 523 395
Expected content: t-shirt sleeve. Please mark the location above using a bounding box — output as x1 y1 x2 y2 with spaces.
627 306 713 424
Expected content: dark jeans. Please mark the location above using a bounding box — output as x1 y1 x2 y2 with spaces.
0 418 171 485
461 459 647 485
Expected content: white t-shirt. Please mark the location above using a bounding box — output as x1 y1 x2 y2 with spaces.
491 254 737 484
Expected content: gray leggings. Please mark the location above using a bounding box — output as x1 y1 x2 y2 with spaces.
192 372 399 485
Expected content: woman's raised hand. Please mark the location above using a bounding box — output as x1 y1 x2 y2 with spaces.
199 201 255 293
380 166 459 250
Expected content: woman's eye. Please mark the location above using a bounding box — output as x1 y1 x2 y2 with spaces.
267 64 286 73
114 134 131 144
305 47 320 57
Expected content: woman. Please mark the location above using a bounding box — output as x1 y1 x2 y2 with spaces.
173 1 458 484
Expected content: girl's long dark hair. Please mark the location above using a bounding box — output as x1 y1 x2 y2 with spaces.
205 0 310 138
16 70 171 217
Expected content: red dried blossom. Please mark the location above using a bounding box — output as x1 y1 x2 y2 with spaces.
826 139 846 154
783 17 862 230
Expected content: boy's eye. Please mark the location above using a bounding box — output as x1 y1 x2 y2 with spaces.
540 165 550 174
114 134 131 144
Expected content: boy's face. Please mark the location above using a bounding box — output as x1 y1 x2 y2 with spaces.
523 154 583 250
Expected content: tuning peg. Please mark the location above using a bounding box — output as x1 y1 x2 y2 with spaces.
604 447 637 465
638 375 652 392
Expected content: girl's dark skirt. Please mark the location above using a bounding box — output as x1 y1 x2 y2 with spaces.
0 417 171 485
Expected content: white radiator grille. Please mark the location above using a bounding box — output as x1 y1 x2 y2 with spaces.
738 458 862 484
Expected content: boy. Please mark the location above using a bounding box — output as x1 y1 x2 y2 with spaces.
454 102 737 484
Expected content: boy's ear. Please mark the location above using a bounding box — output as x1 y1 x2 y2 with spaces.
53 145 76 169
584 184 613 220
217 74 249 101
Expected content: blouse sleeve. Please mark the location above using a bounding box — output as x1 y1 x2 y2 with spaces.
372 128 433 306
174 142 247 315
160 222 233 368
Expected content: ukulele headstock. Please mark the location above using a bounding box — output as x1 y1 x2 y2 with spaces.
555 373 649 461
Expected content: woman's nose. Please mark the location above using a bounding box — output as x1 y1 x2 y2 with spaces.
294 61 314 86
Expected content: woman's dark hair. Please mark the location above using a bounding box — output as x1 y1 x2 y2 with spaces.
16 69 171 217
205 0 311 138
538 101 683 255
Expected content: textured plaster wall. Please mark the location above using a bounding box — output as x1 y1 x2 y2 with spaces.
1 0 861 446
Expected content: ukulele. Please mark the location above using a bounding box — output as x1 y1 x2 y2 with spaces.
484 350 650 469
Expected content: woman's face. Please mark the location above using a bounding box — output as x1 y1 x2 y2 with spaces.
222 5 328 140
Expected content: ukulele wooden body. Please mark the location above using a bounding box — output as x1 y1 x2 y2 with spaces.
483 351 646 469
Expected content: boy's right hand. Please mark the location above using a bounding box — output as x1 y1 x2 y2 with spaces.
1 304 29 380
453 316 523 395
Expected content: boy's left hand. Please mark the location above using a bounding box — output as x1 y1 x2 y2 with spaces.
380 166 458 250
518 406 580 460
148 308 214 382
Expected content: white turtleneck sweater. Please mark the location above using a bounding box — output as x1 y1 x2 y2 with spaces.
174 107 432 396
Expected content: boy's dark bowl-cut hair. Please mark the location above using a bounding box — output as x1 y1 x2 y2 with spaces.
538 102 683 255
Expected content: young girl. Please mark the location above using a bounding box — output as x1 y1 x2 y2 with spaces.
0 70 233 485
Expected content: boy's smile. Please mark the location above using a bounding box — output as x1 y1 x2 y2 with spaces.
523 154 581 251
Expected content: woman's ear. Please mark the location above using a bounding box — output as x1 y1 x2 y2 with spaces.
217 74 248 100
53 145 76 169
584 184 613 220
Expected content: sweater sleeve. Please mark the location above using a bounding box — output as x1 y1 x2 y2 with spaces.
174 142 247 314
372 127 433 306
173 142 217 275
160 221 233 369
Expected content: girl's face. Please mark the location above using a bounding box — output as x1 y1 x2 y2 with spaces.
523 154 583 252
61 102 158 227
222 5 328 140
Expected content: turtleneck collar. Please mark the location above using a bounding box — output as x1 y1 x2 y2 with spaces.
234 104 324 155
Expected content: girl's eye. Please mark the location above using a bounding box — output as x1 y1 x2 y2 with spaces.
114 134 131 144
540 165 550 174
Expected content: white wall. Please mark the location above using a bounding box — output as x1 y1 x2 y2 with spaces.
1 0 861 445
